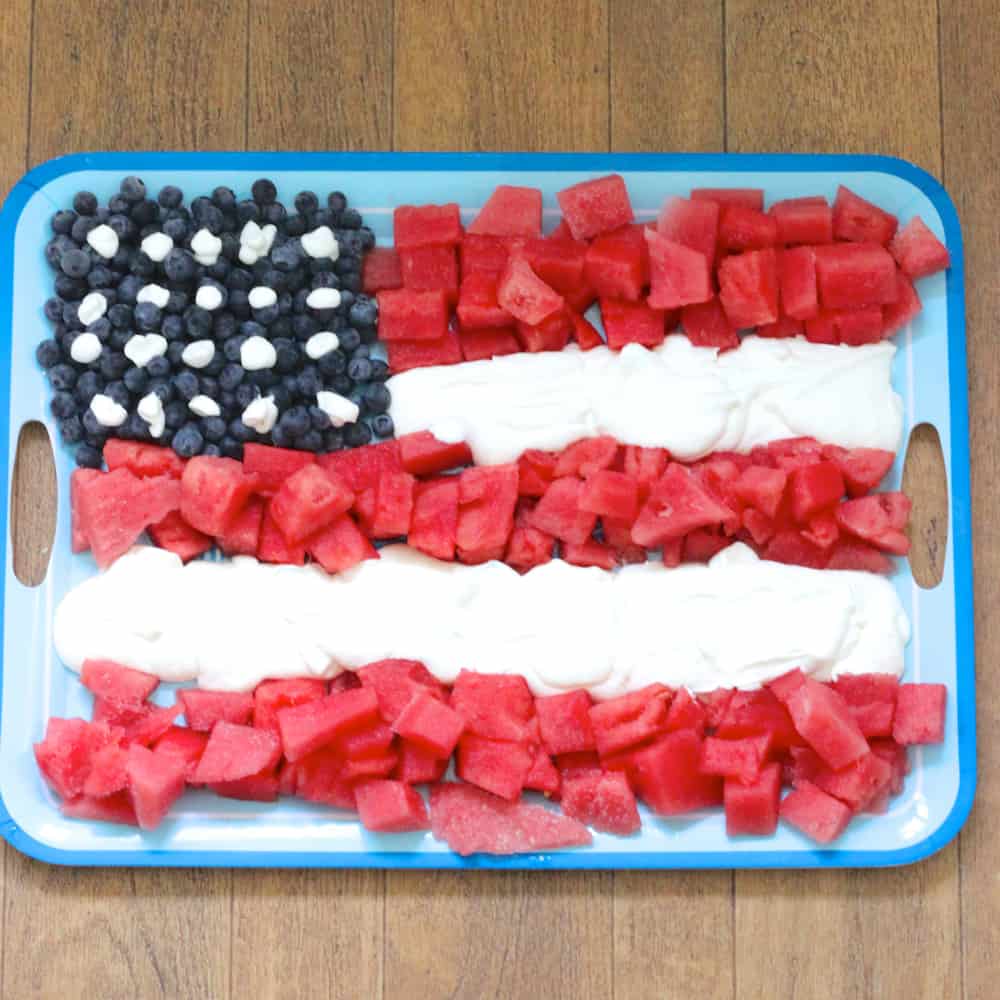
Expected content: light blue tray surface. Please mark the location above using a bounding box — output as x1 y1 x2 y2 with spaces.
0 152 975 868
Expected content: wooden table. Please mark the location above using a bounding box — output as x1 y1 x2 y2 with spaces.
1 2 994 997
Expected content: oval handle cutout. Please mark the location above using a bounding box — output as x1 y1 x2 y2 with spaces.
902 422 948 589
10 421 57 587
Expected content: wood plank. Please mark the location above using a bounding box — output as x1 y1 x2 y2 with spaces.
4 4 245 998
229 7 392 1000
387 6 614 999
393 0 609 151
726 3 961 997
940 3 1000 997
610 5 735 999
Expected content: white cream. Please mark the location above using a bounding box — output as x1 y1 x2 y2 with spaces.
54 544 909 697
388 335 904 466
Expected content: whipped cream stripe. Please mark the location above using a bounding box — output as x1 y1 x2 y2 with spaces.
54 544 910 697
387 335 904 467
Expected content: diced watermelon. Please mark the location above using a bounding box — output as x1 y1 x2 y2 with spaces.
178 689 254 732
377 288 450 341
103 440 186 479
578 470 640 520
456 735 533 801
780 677 869 769
656 195 719 263
515 306 573 353
813 750 894 812
527 477 596 544
336 720 395 760
409 477 459 561
759 316 807 340
70 468 100 553
732 465 787 519
835 493 911 555
632 464 737 547
468 185 542 238
821 445 895 497
682 528 731 563
892 683 946 745
590 685 672 757
496 258 564 326
62 791 138 826
293 747 357 810
393 203 462 248
833 185 898 245
450 670 534 742
870 739 910 795
699 734 770 785
505 519 555 572
644 229 712 309
780 245 820 320
153 726 209 781
362 246 403 293
788 461 845 522
82 741 128 798
718 204 779 253
724 762 782 836
527 237 590 296
555 437 620 478
557 174 633 240
399 245 459 302
456 463 518 564
120 703 182 747
180 456 252 538
555 751 604 784
663 687 708 736
881 269 923 336
270 463 354 544
458 325 520 361
308 513 378 573
763 530 829 569
631 730 723 815
75 468 182 568
393 691 465 758
209 767 280 802
833 672 899 710
717 689 801 751
354 779 429 832
584 230 646 301
242 443 314 495
570 310 604 350
277 687 380 762
815 242 898 310
803 311 839 344
317 440 403 494
623 446 669 495
826 540 893 573
217 495 264 556
691 188 764 212
742 507 775 546
535 690 596 756
455 273 509 329
780 779 854 843
460 234 510 278
357 659 445 723
252 677 327 737
523 748 561 797
429 782 592 856
81 659 159 705
518 449 558 498
680 298 740 351
561 539 616 569
769 196 833 245
802 510 839 549
369 470 415 539
889 215 950 279
562 771 641 835
148 510 213 562
698 688 736 729
393 740 449 785
256 502 305 565
125 743 186 830
718 247 780 328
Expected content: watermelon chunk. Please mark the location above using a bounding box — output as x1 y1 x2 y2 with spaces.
409 478 459 561
527 477 597 544
570 310 604 350
336 720 395 761
393 203 462 248
70 468 100 553
277 687 380 762
579 470 640 521
584 230 647 301
289 748 355 810
680 298 740 351
835 493 911 555
523 749 561 797
450 670 534 742
33 718 115 799
821 445 895 497
209 767 280 802
561 771 641 835
664 688 708 737
357 659 445 723
456 463 518 564
456 735 533 801
631 730 723 815
562 538 617 569
892 683 946 745
813 751 894 812
718 204 779 253
826 541 893 574
557 174 633 240
691 188 764 212
505 520 555 572
724 761 782 836
148 510 213 562
376 289 450 341
458 325 521 361
496 258 564 326
833 185 898 245
780 677 869 769
468 185 542 238
527 236 590 296
632 464 737 546
81 659 159 705
699 735 770 785
716 688 801 751
814 243 898 309
82 741 128 798
780 779 853 843
590 684 672 756
120 703 182 747
732 465 787 520
362 246 403 293
242 443 315 495
789 461 845 522
253 677 327 737
623 446 669 495
535 690 596 756
518 449 558 498
698 688 736 729
399 245 459 302
555 437 619 478
178 689 254 732
429 782 592 856
889 215 950 279
125 743 186 830
656 195 719 263
308 514 378 573
103 440 186 479
270 463 354 544
460 234 510 278
370 469 415 539
153 726 209 781
218 495 265 556
256 502 306 565
515 306 573 353
769 196 833 245
764 529 829 569
718 247 780 328
180 456 253 537
456 273 510 329
62 791 138 827
881 271 923 335
394 740 449 785
355 779 430 832
601 296 669 350
644 229 712 309
780 245 820 320
392 691 465 758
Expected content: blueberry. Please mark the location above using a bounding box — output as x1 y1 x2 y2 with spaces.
172 423 204 457
165 290 189 315
36 339 62 369
327 191 347 214
371 413 394 438
292 288 311 314
45 240 66 270
107 194 130 215
164 400 187 429
110 328 132 351
130 199 160 227
87 265 116 290
264 202 287 226
351 344 371 360
278 405 309 437
220 436 243 459
272 314 293 337
204 354 225 376
173 370 199 400
338 327 361 352
309 257 335 275
167 342 186 366
348 358 372 382
292 314 317 341
285 268 307 293
60 248 92 279
158 185 184 209
270 423 294 448
318 350 347 376
81 408 103 437
271 385 293 411
323 428 344 452
348 297 377 330
163 216 189 242
206 257 230 282
226 267 254 292
274 340 300 373
201 416 227 442
108 213 137 242
89 318 112 342
283 214 306 239
59 414 84 444
308 404 330 430
340 273 362 294
110 246 134 274
298 429 322 451
199 376 220 398
249 370 278 390
75 371 103 404
50 391 77 419
212 186 236 211
120 176 146 202
130 252 156 278
76 444 103 469
163 248 198 283
51 210 78 235
123 412 150 440
61 301 84 327
200 443 222 457
185 306 213 339
213 311 238 341
340 208 362 230
123 366 149 395
222 337 246 363
220 232 240 259
253 304 280 327
358 227 376 252
334 255 359 277
229 416 256 441
148 378 173 404
197 204 225 235
43 297 64 323
134 300 162 331
73 191 98 216
344 422 372 447
100 352 130 379
363 383 391 414
295 368 322 397
116 275 143 305
331 374 352 395
260 268 288 293
48 363 77 390
71 215 100 244
311 271 340 290
251 178 278 205
270 241 301 273
146 355 171 378
294 191 319 215
237 200 260 224
228 289 250 319
105 380 130 407
234 383 258 409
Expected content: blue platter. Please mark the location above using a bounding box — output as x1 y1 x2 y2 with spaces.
0 152 975 868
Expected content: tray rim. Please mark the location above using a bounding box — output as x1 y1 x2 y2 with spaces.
0 150 976 869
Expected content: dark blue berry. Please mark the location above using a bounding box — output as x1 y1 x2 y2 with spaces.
184 306 213 339
296 368 322 397
340 273 362 294
130 252 156 278
213 311 238 340
235 384 257 409
148 378 174 403
223 336 246 362
338 327 361 352
300 429 323 451
309 405 330 430
73 191 98 216
76 444 103 469
164 400 187 429
340 208 362 230
237 200 260 224
61 301 84 328
161 314 185 341
272 313 293 336
292 288 311 314
134 300 162 331
48 363 77 390
206 257 230 281
36 339 62 368
110 328 132 351
358 227 375 252
201 416 227 442
212 186 236 211
323 428 344 451
51 210 77 235
251 178 277 205
344 422 372 447
279 405 310 437
87 265 115 290
351 344 370 360
363 383 391 414
158 185 184 209
60 248 91 278
292 314 317 340
270 241 301 273
173 371 199 400
100 352 129 379
172 423 204 457
311 271 339 290
271 386 293 411
146 355 171 378
199 375 220 398
349 297 377 331
75 371 103 404
123 366 149 395
274 340 300 373
110 246 134 274
249 370 277 390
131 200 160 227
120 176 146 202
117 275 143 304
163 216 189 242
59 415 84 444
226 268 255 292
71 215 99 244
89 318 112 342
253 304 280 326
165 290 189 315
220 437 243 459
264 202 287 226
327 191 347 213
348 358 372 382
372 414 394 438
220 232 240 260
309 257 335 275
318 350 347 376
295 191 319 215
331 374 352 395
285 215 307 238
81 409 103 436
167 341 186 366
201 443 222 457
163 248 198 283
271 423 294 448
229 416 256 442
104 380 130 407
50 391 76 419
219 363 245 392
123 412 150 440
108 214 137 241
227 289 250 318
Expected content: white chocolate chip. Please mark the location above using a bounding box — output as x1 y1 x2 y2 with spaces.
190 228 223 267
240 336 277 371
136 283 170 309
141 231 174 263
181 340 215 369
69 332 102 364
300 226 339 260
77 291 108 326
195 284 224 311
189 394 221 418
86 224 119 259
306 287 341 311
248 286 278 310
124 333 168 368
89 393 128 428
241 394 278 434
138 392 165 438
305 331 340 359
316 390 359 428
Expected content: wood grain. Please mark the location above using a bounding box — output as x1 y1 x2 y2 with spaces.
229 8 392 1000
940 3 1000 997
726 3 961 997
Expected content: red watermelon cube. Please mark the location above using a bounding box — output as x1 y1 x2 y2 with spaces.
699 735 770 785
392 691 465 758
716 688 801 751
781 677 869 769
584 230 647 301
450 670 534 742
218 495 265 556
833 186 898 245
125 744 186 830
393 203 462 248
317 440 403 494
460 234 510 278
526 237 590 296
644 229 712 309
456 463 518 563
780 779 854 843
209 767 280 802
732 465 787 520
718 204 779 253
835 493 911 555
515 307 573 353
34 718 117 800
149 510 213 562
81 659 159 705
253 677 327 737
892 683 946 745
153 726 209 781
62 791 138 827
826 541 893 574
505 520 555 572
813 750 894 812
70 468 100 553
632 464 736 546
497 258 564 325
103 440 185 479
458 325 521 361
557 174 633 240
889 216 950 279
631 730 723 815
561 771 641 835
562 538 617 569
242 442 314 495
399 245 459 302
600 297 668 350
456 273 510 329
523 749 561 797
656 195 719 263
468 185 542 238
293 747 357 809
270 463 354 544
192 722 281 784
680 297 740 350
386 329 464 373
724 761 782 836
691 188 764 212
376 288 450 341
535 690 596 756
590 685 672 756
362 247 403 293
814 243 898 309
769 196 833 245
518 449 558 498
355 779 429 832
394 740 449 785
357 659 445 723
821 445 895 497
554 436 619 478
780 245 820 320
178 689 253 732
578 470 640 520
570 310 604 350
277 687 380 762
370 469 415 539
456 735 534 801
307 513 377 573
789 461 845 522
409 477 459 561
718 247 780 328
180 456 252 538
527 477 596 544
663 688 707 736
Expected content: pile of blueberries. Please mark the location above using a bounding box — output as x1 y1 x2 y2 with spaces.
36 175 390 467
